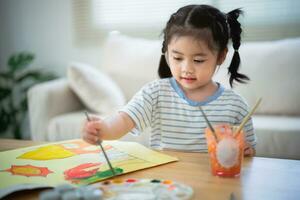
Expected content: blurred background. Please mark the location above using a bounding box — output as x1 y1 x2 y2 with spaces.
0 0 300 140
1 0 300 75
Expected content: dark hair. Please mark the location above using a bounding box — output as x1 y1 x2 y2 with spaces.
158 4 249 87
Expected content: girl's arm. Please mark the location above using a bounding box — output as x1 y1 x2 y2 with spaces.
102 112 135 140
83 112 135 144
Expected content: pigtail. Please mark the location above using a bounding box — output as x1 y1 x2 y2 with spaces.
227 9 249 87
158 40 172 78
158 54 172 78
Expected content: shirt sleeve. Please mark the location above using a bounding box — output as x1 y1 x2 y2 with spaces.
119 81 157 135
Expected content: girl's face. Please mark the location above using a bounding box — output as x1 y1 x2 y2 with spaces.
166 35 226 94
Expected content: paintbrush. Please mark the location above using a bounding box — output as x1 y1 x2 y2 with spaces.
199 106 219 142
84 111 116 176
234 98 262 138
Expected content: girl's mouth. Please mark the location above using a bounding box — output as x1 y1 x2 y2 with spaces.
181 77 196 83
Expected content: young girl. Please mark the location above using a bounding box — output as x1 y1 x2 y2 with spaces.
83 4 256 156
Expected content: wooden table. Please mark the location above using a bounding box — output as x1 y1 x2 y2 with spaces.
1 139 300 200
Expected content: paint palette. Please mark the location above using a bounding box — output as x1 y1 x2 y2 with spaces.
94 178 194 200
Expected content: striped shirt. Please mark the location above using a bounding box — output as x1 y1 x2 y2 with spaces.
120 78 257 152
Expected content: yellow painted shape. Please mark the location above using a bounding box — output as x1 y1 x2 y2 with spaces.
18 145 75 160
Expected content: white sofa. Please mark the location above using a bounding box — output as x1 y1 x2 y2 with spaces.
28 32 300 159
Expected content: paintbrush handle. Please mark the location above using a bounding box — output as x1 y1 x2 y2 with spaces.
84 111 116 176
84 111 91 121
199 107 218 142
235 98 262 137
98 141 116 175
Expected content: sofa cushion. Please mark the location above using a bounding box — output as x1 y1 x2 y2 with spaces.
214 37 300 115
47 111 85 141
67 62 126 114
253 115 300 159
101 31 161 100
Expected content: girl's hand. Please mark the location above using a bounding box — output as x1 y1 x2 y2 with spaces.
82 115 104 145
244 142 256 157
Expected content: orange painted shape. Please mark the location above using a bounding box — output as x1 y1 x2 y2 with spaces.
162 180 173 184
5 165 53 177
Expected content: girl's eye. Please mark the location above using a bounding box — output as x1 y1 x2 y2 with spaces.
173 57 182 61
194 60 205 63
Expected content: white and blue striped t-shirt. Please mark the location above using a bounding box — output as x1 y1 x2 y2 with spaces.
120 78 257 152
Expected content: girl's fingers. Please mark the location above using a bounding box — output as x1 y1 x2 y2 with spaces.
244 146 254 156
82 115 104 145
82 136 94 145
85 121 102 135
89 115 101 121
87 121 102 130
85 125 99 136
244 148 252 156
243 142 254 156
82 118 104 144
83 133 99 145
84 138 97 145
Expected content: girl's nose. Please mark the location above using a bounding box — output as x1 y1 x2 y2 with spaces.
181 60 194 74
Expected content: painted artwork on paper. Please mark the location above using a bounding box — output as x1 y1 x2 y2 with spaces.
0 139 178 197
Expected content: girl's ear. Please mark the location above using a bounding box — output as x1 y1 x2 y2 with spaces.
217 48 228 65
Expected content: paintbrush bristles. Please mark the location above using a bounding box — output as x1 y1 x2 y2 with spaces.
200 107 218 142
235 98 262 138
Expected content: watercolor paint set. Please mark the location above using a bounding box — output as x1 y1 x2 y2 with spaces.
40 178 193 200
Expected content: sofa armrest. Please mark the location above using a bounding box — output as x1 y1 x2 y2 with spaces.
27 78 83 141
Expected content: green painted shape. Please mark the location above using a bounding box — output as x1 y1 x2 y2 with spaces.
95 167 123 178
79 167 123 184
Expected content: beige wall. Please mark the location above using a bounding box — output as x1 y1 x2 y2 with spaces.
0 0 101 75
0 0 103 139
